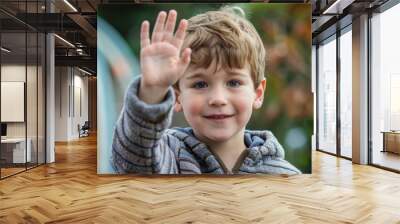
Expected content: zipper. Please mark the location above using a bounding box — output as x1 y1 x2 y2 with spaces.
210 149 249 174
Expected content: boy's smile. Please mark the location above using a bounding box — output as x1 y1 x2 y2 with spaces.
203 114 234 120
175 61 265 145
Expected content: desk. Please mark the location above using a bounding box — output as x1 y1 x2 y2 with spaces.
382 131 400 154
1 138 31 163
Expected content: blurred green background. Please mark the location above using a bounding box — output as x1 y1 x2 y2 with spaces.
98 3 312 173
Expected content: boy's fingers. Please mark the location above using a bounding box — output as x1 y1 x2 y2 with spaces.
152 11 167 43
163 10 177 43
179 48 191 71
140 21 150 49
172 19 188 49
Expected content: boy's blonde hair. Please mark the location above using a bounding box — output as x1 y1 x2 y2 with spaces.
180 6 266 88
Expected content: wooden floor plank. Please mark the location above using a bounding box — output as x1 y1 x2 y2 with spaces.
1 134 400 223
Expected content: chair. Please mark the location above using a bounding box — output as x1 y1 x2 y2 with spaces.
79 121 90 138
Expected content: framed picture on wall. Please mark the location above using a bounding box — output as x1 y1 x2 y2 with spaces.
97 2 312 175
1 81 25 122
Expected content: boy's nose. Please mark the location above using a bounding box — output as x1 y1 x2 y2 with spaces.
208 87 228 107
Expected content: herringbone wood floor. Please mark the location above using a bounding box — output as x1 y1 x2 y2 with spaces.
1 134 400 224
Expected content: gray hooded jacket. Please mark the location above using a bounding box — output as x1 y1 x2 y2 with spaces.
112 77 301 175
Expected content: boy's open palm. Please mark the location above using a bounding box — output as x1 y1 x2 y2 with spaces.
140 10 191 89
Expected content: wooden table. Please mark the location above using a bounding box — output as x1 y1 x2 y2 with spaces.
381 131 400 154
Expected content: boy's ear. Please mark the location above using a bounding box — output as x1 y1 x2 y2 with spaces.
253 78 266 109
174 88 183 112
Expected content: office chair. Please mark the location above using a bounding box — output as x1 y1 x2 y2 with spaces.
79 121 90 138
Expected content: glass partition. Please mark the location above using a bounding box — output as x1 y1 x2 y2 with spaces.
1 30 28 177
371 3 400 171
26 0 42 169
0 1 46 179
38 32 45 165
27 30 38 169
317 35 337 154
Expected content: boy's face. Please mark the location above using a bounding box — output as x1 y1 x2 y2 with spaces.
175 61 266 144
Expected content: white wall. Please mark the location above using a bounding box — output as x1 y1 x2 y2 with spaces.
1 65 26 133
1 63 46 164
55 67 89 141
1 65 39 137
55 67 69 141
73 73 89 138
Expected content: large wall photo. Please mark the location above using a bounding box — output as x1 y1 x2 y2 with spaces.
97 3 312 175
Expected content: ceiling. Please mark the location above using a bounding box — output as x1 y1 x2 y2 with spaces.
0 0 393 75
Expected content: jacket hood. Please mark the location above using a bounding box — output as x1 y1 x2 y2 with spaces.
171 127 285 164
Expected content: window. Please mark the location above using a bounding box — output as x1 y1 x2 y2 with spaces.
339 27 352 158
371 2 400 171
317 35 337 154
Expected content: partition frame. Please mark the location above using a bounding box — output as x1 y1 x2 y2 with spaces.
315 23 353 161
0 0 47 180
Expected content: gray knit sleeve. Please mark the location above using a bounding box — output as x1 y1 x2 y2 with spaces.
262 158 302 175
263 133 302 175
111 76 179 174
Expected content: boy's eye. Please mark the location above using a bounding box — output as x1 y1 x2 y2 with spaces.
192 81 208 89
227 79 242 87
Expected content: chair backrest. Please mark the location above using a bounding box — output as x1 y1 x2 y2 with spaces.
82 121 90 129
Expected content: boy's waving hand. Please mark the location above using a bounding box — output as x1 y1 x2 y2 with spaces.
139 10 191 104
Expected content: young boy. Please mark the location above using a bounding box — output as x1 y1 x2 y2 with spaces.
111 7 301 175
